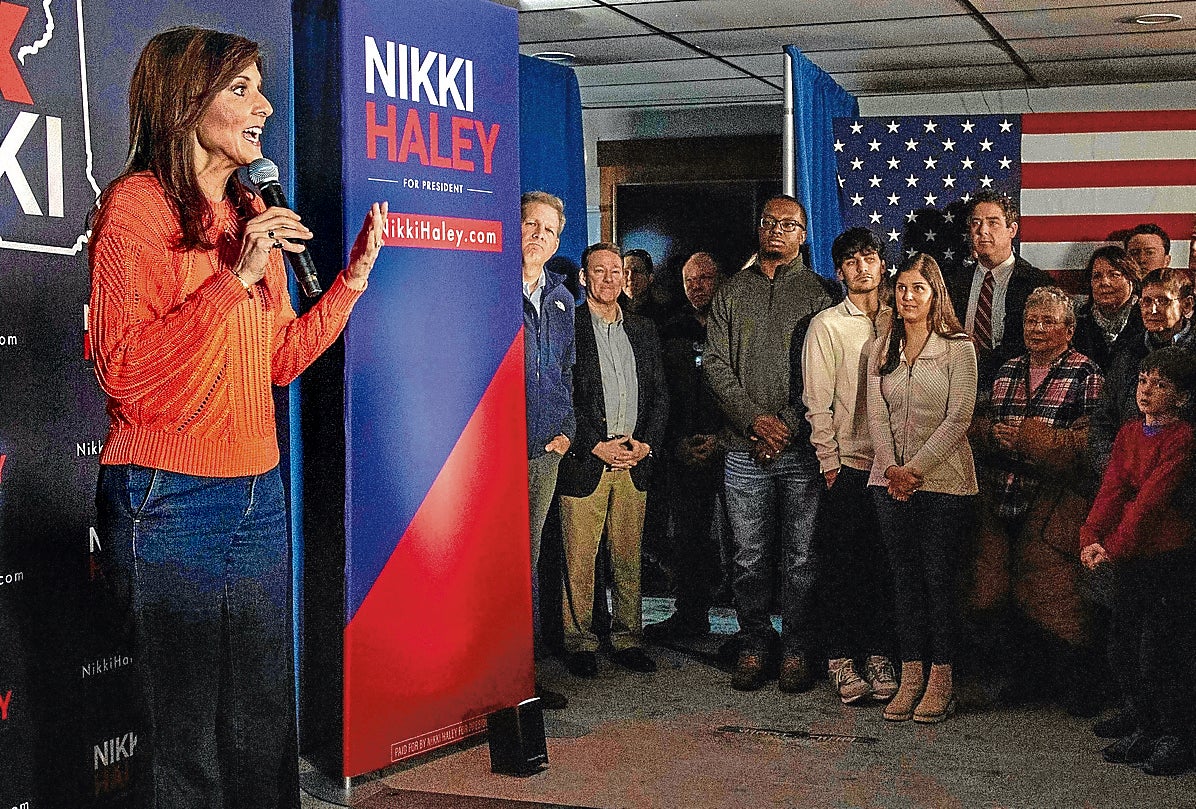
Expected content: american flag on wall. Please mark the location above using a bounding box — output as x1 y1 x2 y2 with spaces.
832 110 1196 285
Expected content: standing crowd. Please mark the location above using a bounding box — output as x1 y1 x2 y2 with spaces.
521 188 1196 777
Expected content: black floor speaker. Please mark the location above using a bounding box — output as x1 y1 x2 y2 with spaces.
487 697 548 776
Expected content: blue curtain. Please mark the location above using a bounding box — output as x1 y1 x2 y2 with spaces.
786 46 859 279
519 55 588 267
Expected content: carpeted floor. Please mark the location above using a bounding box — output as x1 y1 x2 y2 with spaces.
354 787 593 809
300 601 1196 809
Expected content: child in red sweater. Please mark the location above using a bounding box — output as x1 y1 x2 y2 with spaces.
1081 346 1196 776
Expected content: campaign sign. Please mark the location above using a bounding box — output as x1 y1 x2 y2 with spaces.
0 0 100 254
337 0 527 776
0 0 295 803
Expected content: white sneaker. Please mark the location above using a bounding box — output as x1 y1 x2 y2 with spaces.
865 655 898 701
828 657 871 704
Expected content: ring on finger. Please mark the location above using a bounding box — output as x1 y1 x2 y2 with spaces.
272 240 284 250
268 230 276 239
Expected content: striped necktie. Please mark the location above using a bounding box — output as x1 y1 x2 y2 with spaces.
974 270 995 348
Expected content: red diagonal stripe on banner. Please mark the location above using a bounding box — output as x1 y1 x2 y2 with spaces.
1020 213 1196 243
1023 111 1196 134
343 333 533 777
1022 160 1196 189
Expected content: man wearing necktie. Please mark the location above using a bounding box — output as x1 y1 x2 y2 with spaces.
947 190 1052 391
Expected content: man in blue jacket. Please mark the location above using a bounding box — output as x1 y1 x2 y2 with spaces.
522 191 576 709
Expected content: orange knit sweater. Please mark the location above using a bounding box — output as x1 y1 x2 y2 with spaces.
89 172 363 477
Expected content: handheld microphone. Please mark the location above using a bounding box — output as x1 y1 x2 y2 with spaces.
245 157 322 298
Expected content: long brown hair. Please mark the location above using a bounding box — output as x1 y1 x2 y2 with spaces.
106 27 263 250
879 253 965 375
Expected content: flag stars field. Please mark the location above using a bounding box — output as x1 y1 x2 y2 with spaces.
833 111 1196 277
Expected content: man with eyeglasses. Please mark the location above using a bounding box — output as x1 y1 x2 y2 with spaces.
946 190 1051 391
1124 223 1173 278
704 194 839 693
1092 267 1196 476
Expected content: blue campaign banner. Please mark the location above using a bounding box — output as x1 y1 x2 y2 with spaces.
336 0 529 775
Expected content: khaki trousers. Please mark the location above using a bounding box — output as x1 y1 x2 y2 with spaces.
559 469 646 653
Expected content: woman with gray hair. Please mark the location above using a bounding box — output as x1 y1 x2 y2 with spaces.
968 286 1105 714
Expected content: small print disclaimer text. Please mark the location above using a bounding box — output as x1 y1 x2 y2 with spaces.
390 716 487 762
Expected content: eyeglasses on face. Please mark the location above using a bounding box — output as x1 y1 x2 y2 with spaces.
759 216 805 233
1024 317 1065 329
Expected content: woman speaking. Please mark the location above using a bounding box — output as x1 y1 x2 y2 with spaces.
89 28 386 807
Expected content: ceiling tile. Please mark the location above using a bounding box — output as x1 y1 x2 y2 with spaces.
684 16 994 55
519 35 694 65
731 41 1012 74
1015 27 1196 59
582 76 781 107
518 0 1194 108
970 0 1180 11
1033 53 1196 85
621 0 969 32
573 58 742 86
840 63 1031 95
986 1 1196 39
520 6 647 42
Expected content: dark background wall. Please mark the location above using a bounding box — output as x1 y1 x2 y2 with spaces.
0 3 293 805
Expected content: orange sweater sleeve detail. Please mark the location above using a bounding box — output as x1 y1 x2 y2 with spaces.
88 174 365 478
89 178 248 404
270 271 363 387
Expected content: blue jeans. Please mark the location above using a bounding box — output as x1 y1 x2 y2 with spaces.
872 488 974 666
97 465 297 809
724 450 822 656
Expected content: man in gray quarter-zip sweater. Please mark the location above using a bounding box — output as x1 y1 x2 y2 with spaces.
703 194 839 693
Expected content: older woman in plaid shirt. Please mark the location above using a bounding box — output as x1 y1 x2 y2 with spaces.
968 286 1105 713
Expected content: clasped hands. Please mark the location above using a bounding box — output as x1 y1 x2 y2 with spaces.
750 414 789 466
990 419 1020 454
592 435 650 469
679 434 718 466
1080 542 1110 571
884 464 923 501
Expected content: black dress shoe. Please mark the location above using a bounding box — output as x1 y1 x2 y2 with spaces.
610 647 657 673
535 682 568 710
564 651 598 678
1142 735 1193 776
1102 729 1154 765
1093 709 1138 739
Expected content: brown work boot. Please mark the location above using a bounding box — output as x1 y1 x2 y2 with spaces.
731 651 766 691
914 663 956 723
883 661 925 721
778 655 814 693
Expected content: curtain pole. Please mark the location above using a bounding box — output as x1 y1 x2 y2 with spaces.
782 49 796 198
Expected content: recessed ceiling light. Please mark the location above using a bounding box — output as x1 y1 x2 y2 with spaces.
1132 12 1182 24
531 51 577 65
